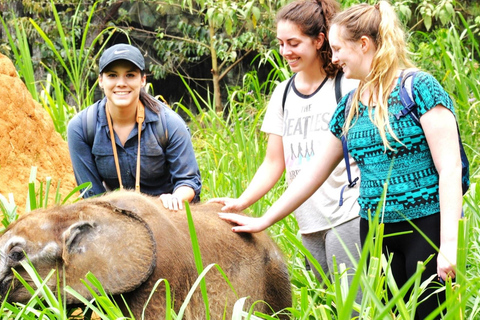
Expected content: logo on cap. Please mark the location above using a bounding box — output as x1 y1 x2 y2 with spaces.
114 50 129 55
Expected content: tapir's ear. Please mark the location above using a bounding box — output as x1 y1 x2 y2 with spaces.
61 204 156 301
63 221 95 258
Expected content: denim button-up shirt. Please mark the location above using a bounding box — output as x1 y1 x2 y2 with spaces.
67 98 201 201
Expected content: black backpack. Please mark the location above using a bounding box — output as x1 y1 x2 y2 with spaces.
82 98 169 150
340 71 470 205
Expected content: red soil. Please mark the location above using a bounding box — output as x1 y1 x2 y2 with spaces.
0 53 76 212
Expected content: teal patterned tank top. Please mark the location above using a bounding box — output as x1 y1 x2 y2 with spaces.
329 71 455 222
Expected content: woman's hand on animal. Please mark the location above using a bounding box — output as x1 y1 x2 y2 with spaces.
159 186 196 210
208 197 248 212
437 240 457 282
218 213 270 233
159 194 183 211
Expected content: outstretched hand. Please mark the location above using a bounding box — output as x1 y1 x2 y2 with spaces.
218 213 270 233
159 193 183 211
208 197 248 212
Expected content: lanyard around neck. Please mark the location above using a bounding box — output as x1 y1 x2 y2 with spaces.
105 101 145 192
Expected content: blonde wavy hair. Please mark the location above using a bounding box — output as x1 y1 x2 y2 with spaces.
331 1 415 150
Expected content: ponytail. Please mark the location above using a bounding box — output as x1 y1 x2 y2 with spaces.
332 1 415 150
140 89 161 113
139 70 162 114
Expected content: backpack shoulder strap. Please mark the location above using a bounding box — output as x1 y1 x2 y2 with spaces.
283 71 342 111
339 134 359 206
83 100 100 146
339 89 358 206
155 101 169 151
335 70 344 103
282 75 295 112
344 89 355 120
396 71 420 124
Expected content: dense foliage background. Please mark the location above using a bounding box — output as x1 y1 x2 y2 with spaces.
0 0 479 319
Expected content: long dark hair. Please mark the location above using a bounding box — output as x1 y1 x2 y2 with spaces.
276 0 340 78
139 71 161 113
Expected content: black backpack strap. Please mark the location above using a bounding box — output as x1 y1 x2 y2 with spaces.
155 102 169 151
339 90 358 206
344 90 354 120
283 71 341 111
282 75 295 112
83 100 101 146
396 71 419 124
335 70 344 103
340 136 359 206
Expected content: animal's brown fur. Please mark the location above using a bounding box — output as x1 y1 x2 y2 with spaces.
0 191 291 319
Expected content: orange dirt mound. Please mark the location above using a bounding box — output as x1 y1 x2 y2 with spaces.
0 53 76 212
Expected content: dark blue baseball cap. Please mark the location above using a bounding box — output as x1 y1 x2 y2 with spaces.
99 43 145 73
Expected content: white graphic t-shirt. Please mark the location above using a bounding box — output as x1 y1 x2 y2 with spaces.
261 75 360 234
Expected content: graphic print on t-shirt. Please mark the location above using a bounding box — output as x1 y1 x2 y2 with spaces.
283 103 331 183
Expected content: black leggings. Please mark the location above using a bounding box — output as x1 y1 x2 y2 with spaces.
360 214 445 320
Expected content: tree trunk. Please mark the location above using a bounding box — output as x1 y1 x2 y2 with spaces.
209 23 222 113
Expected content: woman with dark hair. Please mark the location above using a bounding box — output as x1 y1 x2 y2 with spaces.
67 44 201 210
211 0 361 293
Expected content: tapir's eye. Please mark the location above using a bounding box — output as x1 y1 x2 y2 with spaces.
9 247 25 262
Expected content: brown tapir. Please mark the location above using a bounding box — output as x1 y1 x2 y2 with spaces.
0 191 291 319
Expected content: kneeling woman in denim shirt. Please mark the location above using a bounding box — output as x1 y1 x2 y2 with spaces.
67 44 201 210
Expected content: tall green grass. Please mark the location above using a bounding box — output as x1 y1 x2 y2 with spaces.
174 69 288 217
29 1 115 111
0 167 89 234
0 15 38 101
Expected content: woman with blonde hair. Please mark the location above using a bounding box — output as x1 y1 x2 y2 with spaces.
219 2 462 318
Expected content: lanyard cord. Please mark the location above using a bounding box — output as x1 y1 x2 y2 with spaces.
105 101 144 193
135 102 145 192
